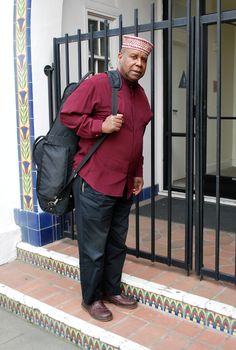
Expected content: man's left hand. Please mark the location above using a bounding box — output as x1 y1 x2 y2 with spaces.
133 177 144 196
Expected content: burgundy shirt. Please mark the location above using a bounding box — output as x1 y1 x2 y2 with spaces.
60 71 152 198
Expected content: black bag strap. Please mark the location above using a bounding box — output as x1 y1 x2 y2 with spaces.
107 70 122 115
60 70 122 193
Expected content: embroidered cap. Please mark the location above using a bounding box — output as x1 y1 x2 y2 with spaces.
122 35 153 56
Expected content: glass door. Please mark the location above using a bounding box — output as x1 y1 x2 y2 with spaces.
203 19 236 199
163 0 236 200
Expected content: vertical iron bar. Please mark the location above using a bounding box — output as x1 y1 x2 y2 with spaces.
77 29 82 80
119 15 123 51
90 24 95 72
104 20 109 71
70 210 75 240
59 216 64 240
135 196 140 258
150 2 156 261
189 16 195 270
235 228 236 285
134 8 138 36
215 0 222 280
44 65 54 127
185 0 193 274
195 0 204 275
134 7 140 257
53 38 61 112
65 33 70 85
167 0 173 265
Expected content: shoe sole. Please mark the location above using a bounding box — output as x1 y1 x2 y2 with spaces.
103 298 138 309
81 302 113 322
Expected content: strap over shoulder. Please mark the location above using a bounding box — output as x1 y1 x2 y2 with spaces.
106 70 122 90
106 70 122 115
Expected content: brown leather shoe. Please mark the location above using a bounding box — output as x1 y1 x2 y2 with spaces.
81 300 113 321
104 294 137 309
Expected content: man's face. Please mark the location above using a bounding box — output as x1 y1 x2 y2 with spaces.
118 48 148 83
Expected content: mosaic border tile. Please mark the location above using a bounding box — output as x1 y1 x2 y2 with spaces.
0 284 147 350
14 0 35 212
17 243 80 280
17 242 236 336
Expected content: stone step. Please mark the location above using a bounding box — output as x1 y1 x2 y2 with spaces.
16 242 236 337
0 259 149 350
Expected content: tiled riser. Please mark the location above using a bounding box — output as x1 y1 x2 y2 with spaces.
17 246 236 336
0 294 116 350
0 283 147 350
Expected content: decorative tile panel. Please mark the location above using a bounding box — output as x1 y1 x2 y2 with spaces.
14 0 35 212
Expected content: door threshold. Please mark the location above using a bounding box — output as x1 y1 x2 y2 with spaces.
158 190 236 206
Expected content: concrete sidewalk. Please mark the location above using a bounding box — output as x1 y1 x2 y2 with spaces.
0 307 79 350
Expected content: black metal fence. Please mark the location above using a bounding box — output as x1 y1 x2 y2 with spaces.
44 1 236 285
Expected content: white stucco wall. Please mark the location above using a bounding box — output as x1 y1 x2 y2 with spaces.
31 0 64 137
0 0 21 264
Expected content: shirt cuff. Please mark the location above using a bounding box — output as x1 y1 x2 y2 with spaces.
135 170 143 177
92 120 103 137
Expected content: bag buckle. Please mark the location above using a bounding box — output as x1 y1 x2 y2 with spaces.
48 197 60 208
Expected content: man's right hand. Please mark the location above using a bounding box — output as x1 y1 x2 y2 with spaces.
102 114 124 133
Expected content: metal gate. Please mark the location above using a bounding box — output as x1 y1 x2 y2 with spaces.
44 1 236 285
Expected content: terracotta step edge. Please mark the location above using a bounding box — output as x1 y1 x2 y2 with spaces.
0 283 149 350
16 241 236 336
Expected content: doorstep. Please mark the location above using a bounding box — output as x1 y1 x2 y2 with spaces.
16 241 236 336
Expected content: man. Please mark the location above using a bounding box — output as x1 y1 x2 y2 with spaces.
60 35 153 321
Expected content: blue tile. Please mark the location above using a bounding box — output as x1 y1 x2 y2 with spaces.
26 44 31 62
40 227 54 246
26 8 31 27
16 129 20 146
32 196 38 211
20 195 24 210
53 223 62 241
28 229 41 246
13 41 17 60
27 0 32 10
39 212 54 229
21 226 29 242
18 210 28 226
28 82 33 100
27 211 40 229
31 169 37 188
30 137 35 153
26 27 31 47
53 215 60 225
14 208 63 245
27 65 32 83
13 3 17 41
28 100 34 117
54 215 62 225
30 118 34 137
14 93 18 108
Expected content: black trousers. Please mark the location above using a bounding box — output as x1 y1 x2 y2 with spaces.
72 176 133 305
